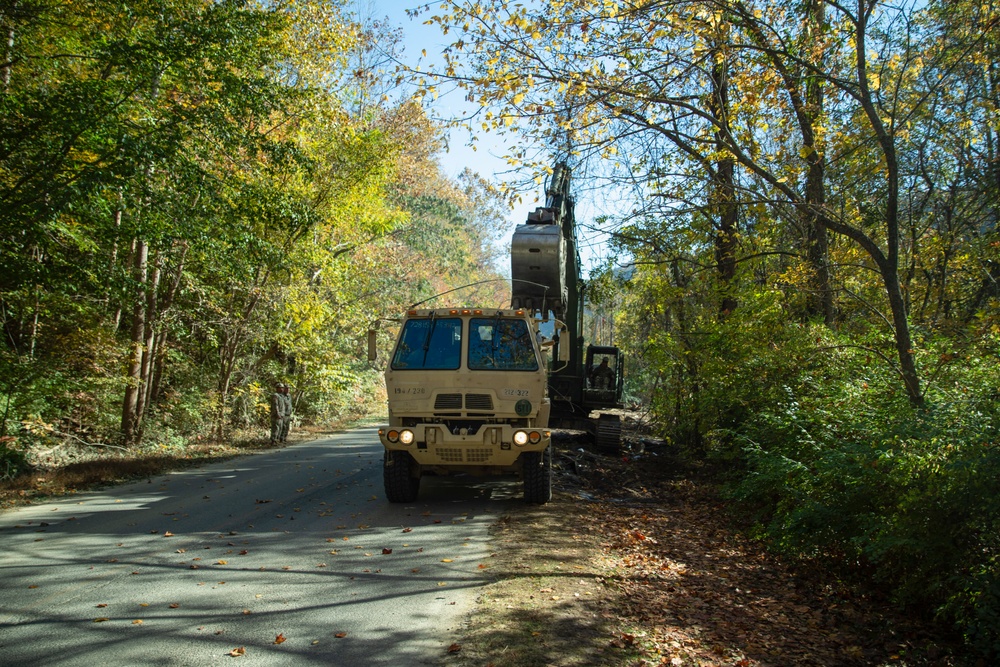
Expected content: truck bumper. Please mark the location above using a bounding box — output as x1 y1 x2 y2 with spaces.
378 424 550 468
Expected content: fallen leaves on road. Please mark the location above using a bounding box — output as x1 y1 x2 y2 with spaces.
274 633 287 644
228 646 246 657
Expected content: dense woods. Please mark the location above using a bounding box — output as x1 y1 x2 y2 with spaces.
0 0 507 452
2 0 999 659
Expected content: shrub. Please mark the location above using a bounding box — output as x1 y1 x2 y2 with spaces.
0 439 30 480
722 336 1000 657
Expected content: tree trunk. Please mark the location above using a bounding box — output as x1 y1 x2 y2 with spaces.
710 36 739 317
1 2 14 89
107 205 124 330
804 0 834 326
147 331 164 405
28 283 38 359
215 334 239 440
122 239 148 443
136 251 161 427
881 265 923 405
855 0 923 406
145 242 187 406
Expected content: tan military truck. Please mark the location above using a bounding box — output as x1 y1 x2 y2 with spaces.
370 307 561 503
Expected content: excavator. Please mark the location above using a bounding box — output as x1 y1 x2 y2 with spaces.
369 160 623 504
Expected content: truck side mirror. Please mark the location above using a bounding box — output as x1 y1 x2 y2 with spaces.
367 329 377 363
553 320 570 363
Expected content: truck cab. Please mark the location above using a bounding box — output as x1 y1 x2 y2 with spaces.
373 307 553 503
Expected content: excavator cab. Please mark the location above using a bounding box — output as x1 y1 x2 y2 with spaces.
583 345 623 407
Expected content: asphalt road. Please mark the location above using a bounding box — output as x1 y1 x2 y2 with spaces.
0 427 524 666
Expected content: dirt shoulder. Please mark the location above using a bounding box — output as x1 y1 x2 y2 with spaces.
445 438 969 667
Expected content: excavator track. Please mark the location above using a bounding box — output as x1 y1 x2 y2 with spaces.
595 414 622 453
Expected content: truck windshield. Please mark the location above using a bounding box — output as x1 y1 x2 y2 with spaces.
391 318 462 370
468 318 539 371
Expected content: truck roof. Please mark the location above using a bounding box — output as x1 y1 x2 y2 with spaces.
403 308 531 318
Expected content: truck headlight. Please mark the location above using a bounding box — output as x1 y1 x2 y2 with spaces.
513 431 528 446
400 429 415 445
386 430 399 443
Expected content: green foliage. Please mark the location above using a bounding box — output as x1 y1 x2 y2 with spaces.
712 335 1000 657
0 0 505 455
619 261 1000 655
0 437 30 481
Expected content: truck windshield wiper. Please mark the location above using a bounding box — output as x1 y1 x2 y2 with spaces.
421 312 437 367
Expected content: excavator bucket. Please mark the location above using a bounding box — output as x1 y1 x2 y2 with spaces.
511 223 567 317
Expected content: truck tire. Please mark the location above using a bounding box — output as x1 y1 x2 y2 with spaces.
384 450 420 503
522 447 552 504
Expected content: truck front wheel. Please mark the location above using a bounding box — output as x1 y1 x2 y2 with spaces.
384 450 420 503
522 447 552 504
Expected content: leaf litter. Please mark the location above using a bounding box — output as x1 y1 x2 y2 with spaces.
445 433 965 667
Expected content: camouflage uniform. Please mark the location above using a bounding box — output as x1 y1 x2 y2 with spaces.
279 385 293 442
270 383 287 444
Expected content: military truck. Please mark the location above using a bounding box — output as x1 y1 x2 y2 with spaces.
369 160 621 504
370 307 559 503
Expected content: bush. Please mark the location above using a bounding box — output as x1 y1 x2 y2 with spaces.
633 296 1000 657
0 440 30 480
721 336 1000 658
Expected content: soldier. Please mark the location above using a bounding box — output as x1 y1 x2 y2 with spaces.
591 357 615 390
279 383 293 443
270 382 286 445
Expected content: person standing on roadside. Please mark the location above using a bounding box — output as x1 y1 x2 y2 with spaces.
270 382 287 445
280 384 293 443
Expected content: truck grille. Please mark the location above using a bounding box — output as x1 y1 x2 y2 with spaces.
465 448 492 463
434 393 494 413
465 394 493 410
434 448 493 463
436 448 463 463
434 394 462 410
